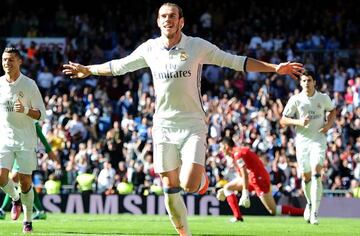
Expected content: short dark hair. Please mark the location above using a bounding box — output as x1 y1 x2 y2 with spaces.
159 2 183 18
302 69 316 81
221 136 235 148
3 47 22 59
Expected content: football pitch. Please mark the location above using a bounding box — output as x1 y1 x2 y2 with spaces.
1 214 359 236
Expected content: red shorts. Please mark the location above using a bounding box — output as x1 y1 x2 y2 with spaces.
248 171 270 197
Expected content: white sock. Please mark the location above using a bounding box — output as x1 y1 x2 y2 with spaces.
311 175 322 214
1 179 19 201
302 180 311 205
223 189 234 197
164 192 191 236
21 187 34 222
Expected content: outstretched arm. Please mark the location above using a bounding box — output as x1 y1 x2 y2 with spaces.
246 58 304 80
62 61 113 79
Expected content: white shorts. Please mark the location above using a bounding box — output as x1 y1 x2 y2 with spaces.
296 142 325 174
0 151 37 175
152 125 207 173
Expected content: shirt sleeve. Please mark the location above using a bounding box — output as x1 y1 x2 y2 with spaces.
323 93 335 111
233 151 246 168
197 38 247 71
282 96 298 118
110 42 149 76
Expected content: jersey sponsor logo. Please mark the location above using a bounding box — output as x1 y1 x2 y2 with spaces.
3 100 15 112
152 70 191 80
308 110 321 120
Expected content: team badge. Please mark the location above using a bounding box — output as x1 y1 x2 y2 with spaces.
317 103 321 109
180 51 188 61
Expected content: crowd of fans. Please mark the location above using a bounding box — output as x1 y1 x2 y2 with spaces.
1 0 360 199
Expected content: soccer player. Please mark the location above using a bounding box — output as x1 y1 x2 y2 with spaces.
0 122 56 220
0 47 46 233
217 137 304 222
62 3 303 235
280 70 336 225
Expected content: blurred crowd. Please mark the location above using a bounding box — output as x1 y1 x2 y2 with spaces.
1 0 360 199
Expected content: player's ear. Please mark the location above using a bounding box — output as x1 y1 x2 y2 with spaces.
179 18 184 30
157 17 161 28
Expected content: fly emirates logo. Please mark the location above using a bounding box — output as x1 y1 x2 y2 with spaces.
152 63 191 80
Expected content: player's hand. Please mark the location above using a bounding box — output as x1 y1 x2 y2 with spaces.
239 189 251 208
14 98 24 113
62 61 91 79
299 115 310 127
216 188 226 201
275 62 304 80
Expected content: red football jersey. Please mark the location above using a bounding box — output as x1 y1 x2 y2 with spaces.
232 146 270 196
232 146 267 175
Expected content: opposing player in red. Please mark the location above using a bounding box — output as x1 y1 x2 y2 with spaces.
217 137 304 222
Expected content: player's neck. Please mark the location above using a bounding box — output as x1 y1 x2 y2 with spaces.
5 71 20 83
161 32 182 49
306 89 316 97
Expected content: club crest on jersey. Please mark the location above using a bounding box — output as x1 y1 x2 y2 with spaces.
18 91 24 98
317 103 321 109
180 51 188 61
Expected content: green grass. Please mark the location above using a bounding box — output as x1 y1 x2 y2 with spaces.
1 214 359 236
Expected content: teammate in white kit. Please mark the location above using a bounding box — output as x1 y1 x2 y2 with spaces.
63 3 304 235
280 70 336 225
0 47 46 233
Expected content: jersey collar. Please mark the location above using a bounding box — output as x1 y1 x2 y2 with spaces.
159 33 187 51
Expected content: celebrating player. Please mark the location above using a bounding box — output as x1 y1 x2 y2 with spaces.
280 70 336 225
63 3 303 235
0 47 46 233
217 137 304 222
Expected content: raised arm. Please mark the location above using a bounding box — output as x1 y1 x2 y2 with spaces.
62 61 113 79
246 58 304 80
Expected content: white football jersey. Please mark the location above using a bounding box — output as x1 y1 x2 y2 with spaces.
282 91 335 145
0 73 46 152
110 33 246 128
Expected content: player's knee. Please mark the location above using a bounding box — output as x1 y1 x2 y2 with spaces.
0 176 8 186
302 173 311 182
19 178 32 192
181 182 198 193
11 173 19 183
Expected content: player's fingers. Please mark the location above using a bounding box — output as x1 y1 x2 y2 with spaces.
289 73 298 80
62 64 73 69
292 69 303 76
291 65 304 71
289 62 303 67
63 68 73 73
